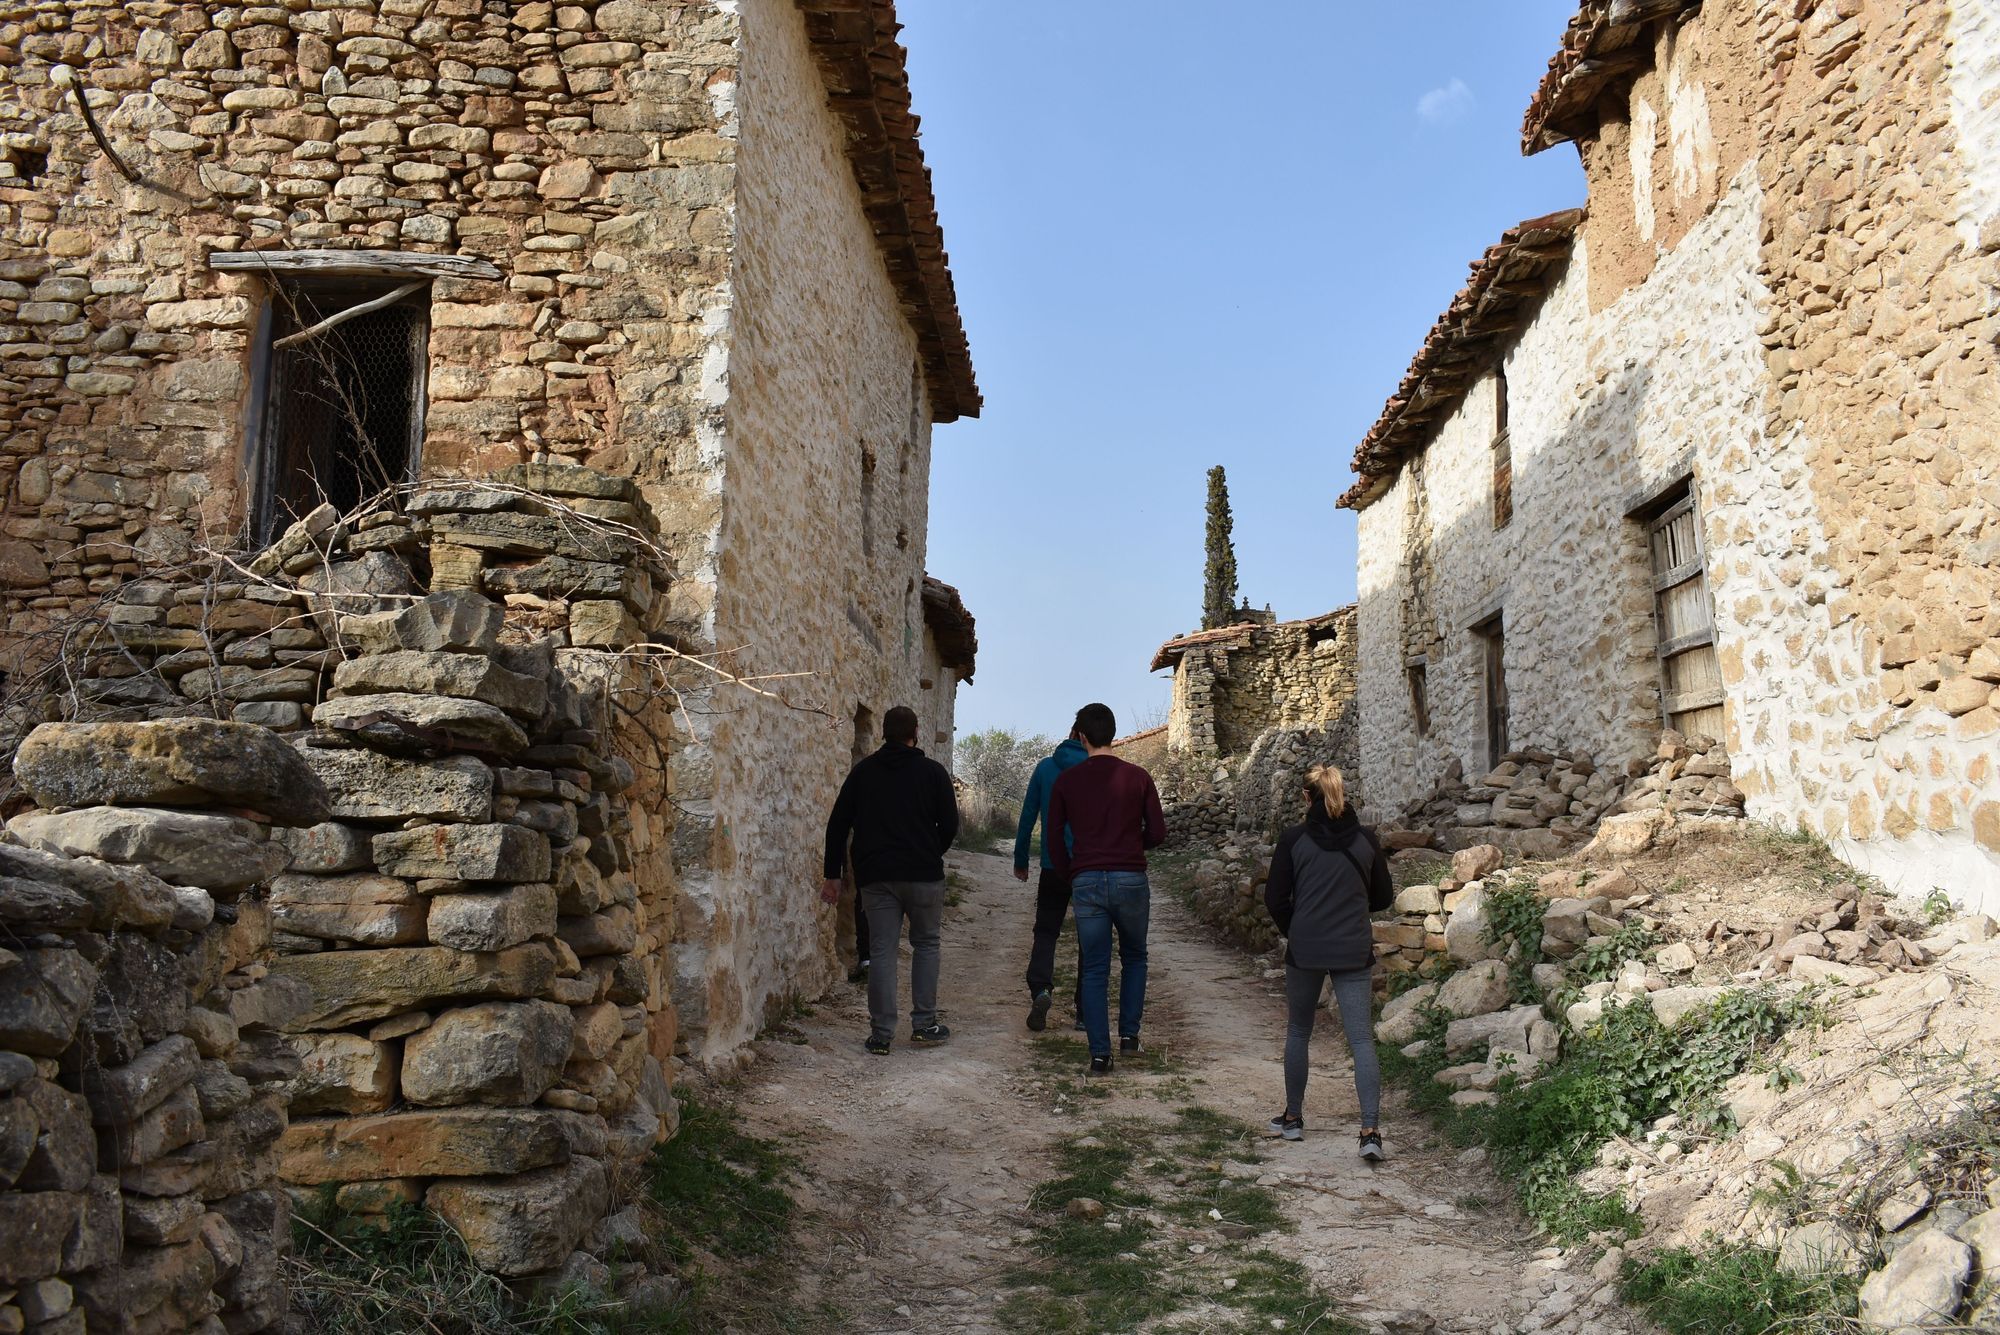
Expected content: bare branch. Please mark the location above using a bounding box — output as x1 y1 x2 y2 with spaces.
272 280 425 351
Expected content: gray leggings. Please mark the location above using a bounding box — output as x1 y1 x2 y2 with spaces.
1284 963 1380 1127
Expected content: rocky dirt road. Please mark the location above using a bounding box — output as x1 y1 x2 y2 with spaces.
723 849 1652 1334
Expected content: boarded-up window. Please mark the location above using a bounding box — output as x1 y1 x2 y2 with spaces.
1407 660 1430 736
1475 616 1508 769
1646 483 1724 739
253 281 427 544
1492 367 1513 529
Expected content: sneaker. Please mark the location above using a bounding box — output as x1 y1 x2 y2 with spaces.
1087 1055 1113 1077
847 959 870 983
864 1034 891 1056
1359 1130 1385 1162
1072 1015 1087 1033
1118 1035 1142 1055
910 1023 951 1045
1268 1113 1304 1142
1027 991 1052 1033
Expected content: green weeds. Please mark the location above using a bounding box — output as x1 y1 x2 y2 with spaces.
1619 1240 1859 1335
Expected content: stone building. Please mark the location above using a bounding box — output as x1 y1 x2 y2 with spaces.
917 574 976 771
0 0 980 1061
1345 0 2000 906
1151 606 1360 842
1154 607 1357 764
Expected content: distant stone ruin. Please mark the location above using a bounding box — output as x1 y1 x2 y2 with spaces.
1151 606 1360 844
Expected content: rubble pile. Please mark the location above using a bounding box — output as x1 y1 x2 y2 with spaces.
1384 730 1746 858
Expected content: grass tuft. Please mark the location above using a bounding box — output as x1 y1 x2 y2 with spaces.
1619 1240 1860 1335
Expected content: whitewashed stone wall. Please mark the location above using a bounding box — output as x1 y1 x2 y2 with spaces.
1359 169 1768 813
1948 0 2000 245
670 0 937 1062
917 623 960 773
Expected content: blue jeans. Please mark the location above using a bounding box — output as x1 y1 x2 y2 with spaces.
1070 870 1149 1057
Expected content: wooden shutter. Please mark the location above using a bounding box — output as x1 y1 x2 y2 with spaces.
1647 488 1724 739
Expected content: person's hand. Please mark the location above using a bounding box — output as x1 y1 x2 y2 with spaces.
819 878 843 905
1012 867 1029 882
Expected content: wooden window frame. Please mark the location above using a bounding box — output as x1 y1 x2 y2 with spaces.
1639 480 1725 733
1491 365 1513 530
248 276 431 546
1406 658 1430 736
1473 614 1509 769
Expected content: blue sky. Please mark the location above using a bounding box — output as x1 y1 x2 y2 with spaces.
901 2 1585 739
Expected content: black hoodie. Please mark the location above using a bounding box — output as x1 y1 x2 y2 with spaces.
822 743 961 886
1262 797 1393 972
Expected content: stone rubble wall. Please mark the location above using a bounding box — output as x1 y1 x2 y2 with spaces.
1733 1 2000 899
0 0 740 642
1357 1 2000 910
669 0 944 1067
0 721 321 1334
1166 608 1357 765
0 463 685 1314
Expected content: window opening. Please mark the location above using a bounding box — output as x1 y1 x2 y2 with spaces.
253 278 428 544
1475 616 1508 769
1406 660 1430 736
1492 365 1513 530
859 445 878 560
1644 481 1724 738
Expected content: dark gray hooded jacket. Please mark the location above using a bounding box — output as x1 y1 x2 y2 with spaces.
1262 797 1393 972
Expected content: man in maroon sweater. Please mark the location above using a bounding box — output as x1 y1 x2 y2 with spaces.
1047 702 1167 1075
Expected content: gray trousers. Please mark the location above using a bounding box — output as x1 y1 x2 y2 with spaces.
1284 963 1380 1127
862 880 943 1040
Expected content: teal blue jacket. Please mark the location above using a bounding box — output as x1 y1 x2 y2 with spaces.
1014 738 1089 872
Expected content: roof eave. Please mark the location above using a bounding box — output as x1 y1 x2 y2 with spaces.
796 0 981 422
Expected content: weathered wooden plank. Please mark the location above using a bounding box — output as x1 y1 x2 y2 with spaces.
210 249 502 282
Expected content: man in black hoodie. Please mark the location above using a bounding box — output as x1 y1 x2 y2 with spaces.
821 705 960 1054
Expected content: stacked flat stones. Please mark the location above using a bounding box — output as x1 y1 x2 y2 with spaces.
0 718 329 1333
1384 729 1747 859
1 462 680 1295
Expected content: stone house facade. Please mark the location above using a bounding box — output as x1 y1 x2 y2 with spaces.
0 0 979 1064
1345 0 2000 908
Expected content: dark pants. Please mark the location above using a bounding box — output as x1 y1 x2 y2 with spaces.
853 887 871 963
862 880 943 1040
1071 870 1150 1057
1284 963 1380 1127
1026 869 1083 1014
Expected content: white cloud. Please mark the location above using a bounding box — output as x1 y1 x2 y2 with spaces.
1417 77 1475 126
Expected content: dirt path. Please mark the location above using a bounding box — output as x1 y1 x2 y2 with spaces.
724 850 1649 1334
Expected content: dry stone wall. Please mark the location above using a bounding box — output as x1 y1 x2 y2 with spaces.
0 720 321 1333
0 463 684 1309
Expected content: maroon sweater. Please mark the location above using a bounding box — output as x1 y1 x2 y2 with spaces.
1047 754 1166 877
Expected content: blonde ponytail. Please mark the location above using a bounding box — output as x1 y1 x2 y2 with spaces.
1304 763 1347 816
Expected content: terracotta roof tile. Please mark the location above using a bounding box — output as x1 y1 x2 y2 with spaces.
1521 0 1703 154
921 575 977 680
1150 607 1352 673
796 0 981 421
1337 210 1583 512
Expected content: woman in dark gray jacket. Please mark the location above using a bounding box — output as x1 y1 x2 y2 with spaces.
1262 764 1394 1157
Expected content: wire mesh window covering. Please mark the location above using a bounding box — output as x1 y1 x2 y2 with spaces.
1476 615 1509 769
1492 365 1513 529
253 281 429 545
1646 483 1725 739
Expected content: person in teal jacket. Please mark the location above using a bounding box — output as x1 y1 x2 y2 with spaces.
1013 733 1089 1031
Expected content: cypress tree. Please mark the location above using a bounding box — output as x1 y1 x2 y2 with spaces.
1201 465 1239 630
